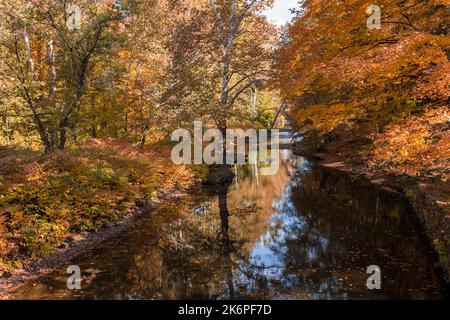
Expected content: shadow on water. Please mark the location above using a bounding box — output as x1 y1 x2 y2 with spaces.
10 146 449 300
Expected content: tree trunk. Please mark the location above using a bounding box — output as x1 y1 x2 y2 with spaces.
58 126 67 150
140 125 149 145
271 98 287 129
3 114 11 146
251 86 257 118
47 40 57 98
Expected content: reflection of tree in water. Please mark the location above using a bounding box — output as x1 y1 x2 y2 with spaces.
221 161 445 299
217 167 236 299
11 156 447 300
153 162 295 299
218 179 233 254
151 158 445 299
262 164 444 299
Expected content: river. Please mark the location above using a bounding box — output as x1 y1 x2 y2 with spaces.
10 132 448 299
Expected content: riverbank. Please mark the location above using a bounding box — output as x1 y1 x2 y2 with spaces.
0 139 204 297
293 141 450 284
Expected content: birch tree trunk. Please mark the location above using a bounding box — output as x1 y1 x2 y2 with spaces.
251 86 257 119
20 29 53 152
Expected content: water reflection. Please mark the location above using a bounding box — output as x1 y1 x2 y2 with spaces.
10 150 448 300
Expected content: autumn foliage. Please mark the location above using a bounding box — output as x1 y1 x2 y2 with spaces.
276 0 449 179
371 107 449 178
0 0 279 276
0 140 198 274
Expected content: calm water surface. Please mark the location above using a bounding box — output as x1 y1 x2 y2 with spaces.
10 138 448 299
